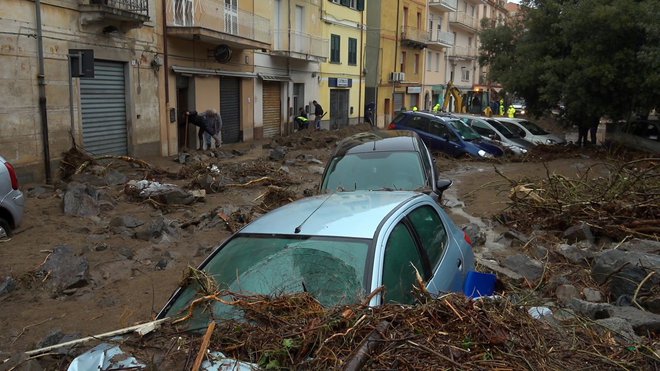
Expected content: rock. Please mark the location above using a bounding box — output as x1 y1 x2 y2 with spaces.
476 258 523 281
594 317 641 344
177 153 189 164
567 298 660 334
94 243 108 252
530 245 548 260
591 249 660 305
308 165 325 175
562 222 594 244
135 216 178 242
40 245 90 293
109 215 144 229
556 284 580 304
37 330 81 355
155 259 169 270
125 180 196 205
557 244 589 264
62 182 100 217
0 276 17 296
104 170 127 185
618 238 660 255
269 147 287 161
118 247 134 260
501 254 544 282
462 223 486 247
503 230 530 244
278 165 290 174
583 288 603 302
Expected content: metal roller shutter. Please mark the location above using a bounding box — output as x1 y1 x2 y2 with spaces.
262 82 281 138
220 76 241 144
80 61 128 155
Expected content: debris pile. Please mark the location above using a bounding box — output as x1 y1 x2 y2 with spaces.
497 159 659 241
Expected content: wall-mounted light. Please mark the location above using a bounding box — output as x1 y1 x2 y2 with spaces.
150 55 162 72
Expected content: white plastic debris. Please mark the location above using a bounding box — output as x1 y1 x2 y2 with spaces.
528 306 553 319
67 343 145 371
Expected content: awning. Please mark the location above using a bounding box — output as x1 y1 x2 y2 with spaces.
257 73 292 82
171 65 256 78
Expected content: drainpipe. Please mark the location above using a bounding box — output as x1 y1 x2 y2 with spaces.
392 0 400 113
162 0 169 104
35 0 52 184
358 8 364 124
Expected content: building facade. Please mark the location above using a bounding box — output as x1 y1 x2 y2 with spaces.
1 0 162 182
424 0 456 110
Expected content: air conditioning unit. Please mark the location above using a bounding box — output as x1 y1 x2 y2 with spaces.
389 72 406 82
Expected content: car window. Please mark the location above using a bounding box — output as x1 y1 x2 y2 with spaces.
321 151 428 192
407 116 430 131
416 139 434 184
518 120 549 135
391 113 406 125
407 205 447 269
429 121 459 142
485 119 518 138
446 119 482 141
471 121 495 137
382 223 425 304
499 120 526 137
164 235 370 328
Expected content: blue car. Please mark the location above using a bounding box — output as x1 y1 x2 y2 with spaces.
388 111 504 158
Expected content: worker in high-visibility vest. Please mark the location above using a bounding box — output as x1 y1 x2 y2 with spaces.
432 103 441 113
412 106 418 112
507 105 516 118
499 98 505 116
294 107 309 130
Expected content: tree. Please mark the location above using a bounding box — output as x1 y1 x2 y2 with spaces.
479 0 660 126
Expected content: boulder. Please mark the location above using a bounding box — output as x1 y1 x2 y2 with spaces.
501 254 544 282
582 288 603 302
568 298 660 334
0 276 17 297
269 147 287 161
556 244 590 265
62 182 101 217
594 317 641 344
109 215 144 229
562 222 595 244
39 245 90 293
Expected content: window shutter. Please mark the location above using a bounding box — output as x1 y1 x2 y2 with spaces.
356 0 365 11
340 0 350 6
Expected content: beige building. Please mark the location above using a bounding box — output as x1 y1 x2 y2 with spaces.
1 0 162 182
424 0 456 110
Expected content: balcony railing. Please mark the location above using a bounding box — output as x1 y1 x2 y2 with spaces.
448 45 477 58
272 30 328 59
427 30 454 46
400 26 428 45
449 11 478 30
81 0 149 16
166 0 270 45
429 0 457 12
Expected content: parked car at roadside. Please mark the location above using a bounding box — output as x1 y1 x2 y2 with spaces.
452 114 534 155
0 155 24 238
388 111 504 158
494 117 566 145
319 130 452 202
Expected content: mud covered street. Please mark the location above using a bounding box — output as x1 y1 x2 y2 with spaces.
1 123 658 369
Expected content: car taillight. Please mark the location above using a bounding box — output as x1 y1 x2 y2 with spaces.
5 162 19 190
387 123 396 130
463 230 473 246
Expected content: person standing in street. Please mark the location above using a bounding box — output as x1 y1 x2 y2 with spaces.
507 105 516 118
203 109 223 148
294 107 309 130
312 100 324 130
186 110 221 150
499 98 505 116
589 118 599 145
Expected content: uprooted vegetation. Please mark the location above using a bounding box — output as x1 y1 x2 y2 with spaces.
496 158 660 241
32 278 659 370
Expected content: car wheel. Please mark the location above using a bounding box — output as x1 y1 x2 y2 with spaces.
0 217 11 239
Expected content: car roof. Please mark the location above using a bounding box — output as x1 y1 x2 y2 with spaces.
241 191 424 239
332 130 422 156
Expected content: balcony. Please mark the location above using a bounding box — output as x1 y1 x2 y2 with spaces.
400 26 427 49
427 30 453 49
166 0 270 50
429 0 457 12
271 30 328 61
79 0 150 30
447 45 477 60
449 11 478 32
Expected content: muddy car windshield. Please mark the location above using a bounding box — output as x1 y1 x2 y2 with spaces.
163 235 369 330
321 152 427 192
518 120 549 135
446 119 482 141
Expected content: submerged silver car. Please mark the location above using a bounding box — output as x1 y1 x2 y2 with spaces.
160 191 476 328
0 155 24 238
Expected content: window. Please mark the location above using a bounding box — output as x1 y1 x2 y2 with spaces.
414 54 419 74
407 206 447 269
427 53 432 72
401 51 406 73
174 0 194 26
468 37 472 47
403 7 408 28
461 68 470 81
435 52 440 72
417 12 422 29
408 116 430 131
348 37 357 65
330 34 340 63
382 223 424 304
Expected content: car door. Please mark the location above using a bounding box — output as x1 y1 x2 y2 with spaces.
428 120 463 156
379 203 464 304
405 115 431 142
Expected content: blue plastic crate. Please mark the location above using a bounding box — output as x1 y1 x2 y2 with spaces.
463 271 497 298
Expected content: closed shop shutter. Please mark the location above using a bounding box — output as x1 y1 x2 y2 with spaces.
262 81 281 138
80 61 127 155
220 76 241 144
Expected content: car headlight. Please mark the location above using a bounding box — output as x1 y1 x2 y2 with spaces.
514 146 528 154
546 139 556 144
478 149 493 158
520 110 526 115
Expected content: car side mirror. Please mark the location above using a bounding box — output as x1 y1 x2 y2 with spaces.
436 178 453 194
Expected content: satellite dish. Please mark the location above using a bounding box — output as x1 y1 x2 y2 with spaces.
214 45 232 63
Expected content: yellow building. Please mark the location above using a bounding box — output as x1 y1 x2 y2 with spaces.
365 0 428 127
317 0 366 129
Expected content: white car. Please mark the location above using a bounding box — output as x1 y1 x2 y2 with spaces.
0 155 24 238
495 118 566 145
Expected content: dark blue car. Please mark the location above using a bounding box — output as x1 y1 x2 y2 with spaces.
388 111 504 158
